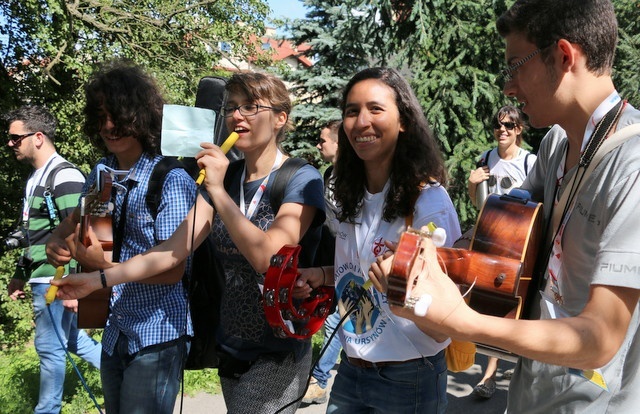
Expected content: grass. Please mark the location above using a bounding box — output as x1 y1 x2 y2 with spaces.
0 330 327 412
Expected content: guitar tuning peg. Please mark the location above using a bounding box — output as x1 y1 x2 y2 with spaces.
431 228 447 247
406 293 432 317
420 223 447 247
413 294 432 317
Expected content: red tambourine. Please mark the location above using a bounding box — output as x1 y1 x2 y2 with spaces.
263 245 334 340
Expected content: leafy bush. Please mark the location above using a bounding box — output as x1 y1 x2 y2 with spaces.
0 337 221 413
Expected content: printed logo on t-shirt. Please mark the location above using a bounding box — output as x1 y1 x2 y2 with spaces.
335 267 387 344
372 236 387 257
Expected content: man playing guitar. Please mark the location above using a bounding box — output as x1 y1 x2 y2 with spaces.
371 1 640 413
46 60 197 414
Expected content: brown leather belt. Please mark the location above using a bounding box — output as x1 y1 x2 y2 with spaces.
346 356 422 369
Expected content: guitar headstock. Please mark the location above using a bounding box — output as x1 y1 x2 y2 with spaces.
80 170 113 218
405 224 447 247
386 224 446 308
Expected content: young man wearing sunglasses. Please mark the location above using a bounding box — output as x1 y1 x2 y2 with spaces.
468 105 536 209
4 105 102 414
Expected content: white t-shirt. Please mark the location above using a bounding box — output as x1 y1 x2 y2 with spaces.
479 147 536 195
332 182 461 362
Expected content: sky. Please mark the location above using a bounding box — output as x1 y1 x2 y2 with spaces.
266 0 309 21
0 2 308 47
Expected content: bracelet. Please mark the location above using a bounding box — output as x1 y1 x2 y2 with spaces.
99 269 107 288
320 266 326 286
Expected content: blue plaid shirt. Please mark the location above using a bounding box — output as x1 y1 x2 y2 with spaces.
82 153 197 355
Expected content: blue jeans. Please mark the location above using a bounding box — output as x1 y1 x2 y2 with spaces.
32 283 102 414
101 333 189 414
327 350 448 414
312 310 342 388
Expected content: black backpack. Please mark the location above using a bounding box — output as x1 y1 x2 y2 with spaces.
146 158 223 370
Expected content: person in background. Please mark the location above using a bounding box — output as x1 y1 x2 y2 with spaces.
4 105 101 414
468 105 536 210
296 67 461 413
303 119 342 405
46 60 197 414
49 71 326 414
376 1 640 412
466 105 536 399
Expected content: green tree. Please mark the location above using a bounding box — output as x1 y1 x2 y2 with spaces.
0 0 270 232
1 1 268 408
0 0 272 356
613 0 640 106
277 0 384 164
282 0 640 228
283 0 514 227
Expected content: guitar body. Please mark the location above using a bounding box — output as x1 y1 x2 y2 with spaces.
77 171 114 329
450 193 544 320
387 194 544 361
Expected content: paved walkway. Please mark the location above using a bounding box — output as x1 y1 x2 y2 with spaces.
173 354 514 413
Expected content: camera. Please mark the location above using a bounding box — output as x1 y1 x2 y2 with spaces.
1 229 28 254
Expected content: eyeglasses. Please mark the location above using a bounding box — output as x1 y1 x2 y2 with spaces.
500 48 542 82
221 104 277 118
8 132 36 146
500 43 556 83
492 120 517 130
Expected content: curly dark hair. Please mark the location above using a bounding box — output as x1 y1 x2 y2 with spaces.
83 59 165 155
334 67 446 223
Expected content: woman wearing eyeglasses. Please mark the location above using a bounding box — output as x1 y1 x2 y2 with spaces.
467 105 536 399
468 105 536 210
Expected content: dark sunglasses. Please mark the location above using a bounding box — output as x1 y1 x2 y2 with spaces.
8 132 36 145
492 120 517 131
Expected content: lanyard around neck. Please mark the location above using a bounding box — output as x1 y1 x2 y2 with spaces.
239 150 283 220
23 155 59 224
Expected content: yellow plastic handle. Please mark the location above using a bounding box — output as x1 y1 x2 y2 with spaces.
195 132 240 186
45 266 65 305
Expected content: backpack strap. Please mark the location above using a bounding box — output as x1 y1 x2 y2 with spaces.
270 158 309 214
524 152 531 174
219 158 309 214
146 157 185 219
44 161 82 193
323 165 334 186
477 149 491 168
223 159 246 192
43 161 84 228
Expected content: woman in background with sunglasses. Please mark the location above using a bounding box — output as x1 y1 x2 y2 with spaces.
466 105 537 399
468 105 536 210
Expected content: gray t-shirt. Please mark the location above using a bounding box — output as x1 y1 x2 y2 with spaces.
509 106 640 413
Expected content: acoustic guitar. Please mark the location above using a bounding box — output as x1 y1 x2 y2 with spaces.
387 193 544 361
76 170 114 329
